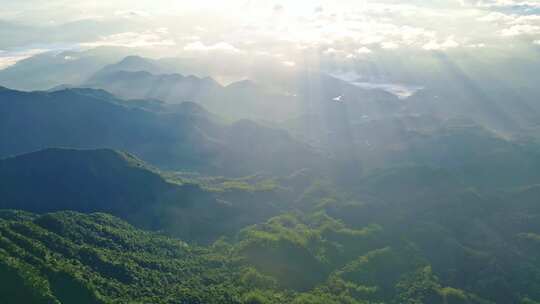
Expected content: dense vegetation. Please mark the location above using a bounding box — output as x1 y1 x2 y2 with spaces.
0 210 490 304
1 53 540 303
4 174 540 304
0 148 296 244
2 147 540 303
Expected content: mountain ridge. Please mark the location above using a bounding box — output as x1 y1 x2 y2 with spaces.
0 86 323 176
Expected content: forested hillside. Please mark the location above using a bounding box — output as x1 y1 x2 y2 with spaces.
0 87 321 176
2 2 540 301
3 176 540 304
2 147 540 303
0 148 298 243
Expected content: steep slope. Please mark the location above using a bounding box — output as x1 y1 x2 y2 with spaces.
0 148 171 214
0 211 244 304
0 148 292 243
0 87 321 176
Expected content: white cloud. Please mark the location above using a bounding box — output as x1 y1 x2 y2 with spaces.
464 0 540 9
381 41 400 49
342 47 372 59
81 30 176 48
468 43 487 48
501 23 540 35
183 41 243 53
324 48 341 55
477 12 515 22
155 27 169 34
423 36 460 50
475 7 540 41
534 39 540 44
0 49 50 70
510 14 540 24
357 47 373 54
114 10 152 18
273 4 285 13
282 60 296 67
4 0 540 63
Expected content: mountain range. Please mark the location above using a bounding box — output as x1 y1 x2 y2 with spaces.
2 49 540 303
0 86 321 176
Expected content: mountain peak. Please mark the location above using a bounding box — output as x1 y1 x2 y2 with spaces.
118 55 151 66
89 55 163 81
121 55 146 61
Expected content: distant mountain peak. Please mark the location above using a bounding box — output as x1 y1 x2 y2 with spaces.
88 55 164 82
119 55 149 64
114 55 157 69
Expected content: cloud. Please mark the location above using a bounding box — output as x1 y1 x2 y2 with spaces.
468 43 487 48
81 30 175 48
464 0 540 10
423 36 460 50
381 41 400 49
476 7 540 39
534 39 540 43
155 27 169 34
114 10 152 18
501 23 540 35
477 12 515 22
510 14 540 23
0 48 49 70
282 61 296 67
3 0 540 64
324 46 372 57
357 47 373 54
273 4 285 13
183 41 243 53
323 48 341 55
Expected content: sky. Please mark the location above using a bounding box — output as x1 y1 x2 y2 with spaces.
1 0 540 70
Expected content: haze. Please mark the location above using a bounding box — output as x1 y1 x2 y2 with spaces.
2 1 540 304
2 1 540 78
